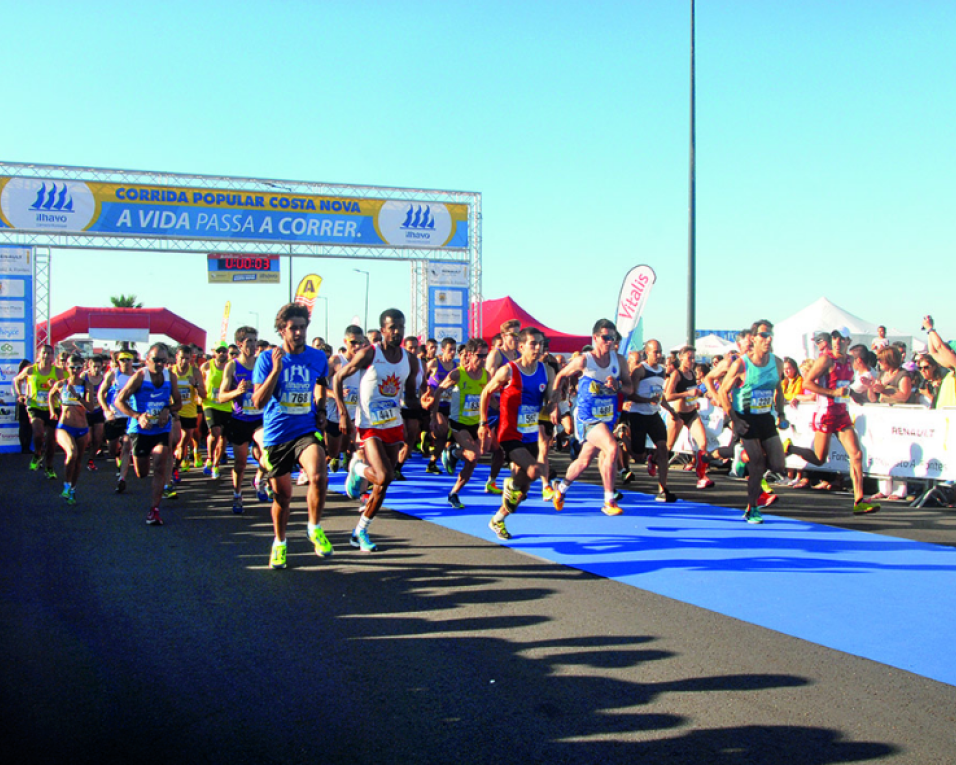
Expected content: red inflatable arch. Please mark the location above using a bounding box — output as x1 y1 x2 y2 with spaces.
39 307 207 350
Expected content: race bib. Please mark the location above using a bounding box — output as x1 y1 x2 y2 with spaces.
593 398 614 422
35 390 49 405
279 387 312 414
835 379 852 405
241 392 262 417
517 404 538 435
751 389 774 414
463 393 480 418
343 389 359 407
370 399 398 427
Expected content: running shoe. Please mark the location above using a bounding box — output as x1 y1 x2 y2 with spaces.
350 528 378 552
254 478 270 503
542 485 556 502
65 488 77 506
425 461 441 475
60 486 72 501
269 544 287 569
852 500 881 515
601 500 623 516
162 486 178 500
29 456 41 471
551 481 565 511
442 448 458 476
743 506 763 524
180 461 191 474
756 491 778 509
484 479 503 495
309 527 334 557
488 517 512 540
45 468 56 480
232 494 244 515
296 471 309 485
211 466 221 480
612 490 623 502
647 455 657 478
87 459 98 472
620 469 634 484
265 482 275 501
394 466 407 481
193 454 203 469
115 478 126 494
696 477 715 489
146 507 164 526
760 478 774 495
782 438 792 456
448 492 465 509
655 489 677 503
569 439 582 460
329 457 341 473
203 461 213 476
345 456 366 500
172 466 181 484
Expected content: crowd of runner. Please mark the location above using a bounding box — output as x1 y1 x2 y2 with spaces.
12 305 956 568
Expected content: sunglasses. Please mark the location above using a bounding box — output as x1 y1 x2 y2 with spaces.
68 365 84 370
228 352 239 357
149 357 168 364
475 352 489 359
919 365 932 371
596 334 615 342
756 331 773 339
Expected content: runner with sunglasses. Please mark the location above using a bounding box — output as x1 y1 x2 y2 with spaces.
14 344 64 479
717 320 787 524
550 319 633 516
115 343 182 526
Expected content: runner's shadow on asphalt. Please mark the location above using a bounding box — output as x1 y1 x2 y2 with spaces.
0 455 899 764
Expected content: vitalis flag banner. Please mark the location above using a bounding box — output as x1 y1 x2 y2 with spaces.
615 265 656 352
219 301 231 346
294 274 322 317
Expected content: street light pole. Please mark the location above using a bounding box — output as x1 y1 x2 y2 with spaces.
316 296 328 340
354 269 369 331
687 0 697 347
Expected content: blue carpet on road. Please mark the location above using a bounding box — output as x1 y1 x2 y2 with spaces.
326 455 956 687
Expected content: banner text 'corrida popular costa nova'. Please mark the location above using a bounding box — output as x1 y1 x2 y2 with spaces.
0 177 470 250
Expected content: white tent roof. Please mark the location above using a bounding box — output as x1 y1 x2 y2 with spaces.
695 333 737 357
773 297 913 362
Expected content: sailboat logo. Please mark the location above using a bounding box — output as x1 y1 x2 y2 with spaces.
29 183 75 213
400 205 436 231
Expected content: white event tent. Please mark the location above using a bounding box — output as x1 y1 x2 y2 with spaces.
772 297 919 362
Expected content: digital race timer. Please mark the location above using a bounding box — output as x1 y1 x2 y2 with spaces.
207 254 280 284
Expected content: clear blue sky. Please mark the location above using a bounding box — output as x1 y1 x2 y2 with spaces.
4 0 954 350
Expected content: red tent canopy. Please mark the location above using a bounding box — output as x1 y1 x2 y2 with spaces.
39 307 207 350
480 296 590 353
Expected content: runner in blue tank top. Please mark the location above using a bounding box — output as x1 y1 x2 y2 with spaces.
252 303 331 570
717 319 787 524
115 343 182 526
550 319 633 516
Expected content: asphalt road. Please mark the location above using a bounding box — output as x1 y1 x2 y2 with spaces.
2 450 954 765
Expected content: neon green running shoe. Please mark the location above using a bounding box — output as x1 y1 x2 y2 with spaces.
309 527 334 558
45 468 57 480
270 543 287 569
29 456 41 471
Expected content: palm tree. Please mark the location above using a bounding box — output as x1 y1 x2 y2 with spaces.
110 294 143 308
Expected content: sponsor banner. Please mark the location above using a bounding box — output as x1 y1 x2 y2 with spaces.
209 272 280 284
428 285 469 345
0 279 26 298
293 274 322 317
427 263 469 287
0 361 20 382
0 322 25 341
0 403 17 425
219 301 231 346
0 301 25 319
0 177 470 250
663 400 956 482
0 341 26 359
89 328 149 343
0 425 20 453
616 265 656 353
0 245 32 275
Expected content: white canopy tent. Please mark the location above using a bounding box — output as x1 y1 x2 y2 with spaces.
772 297 918 362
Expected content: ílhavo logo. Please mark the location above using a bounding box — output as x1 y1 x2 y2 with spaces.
377 201 452 248
0 178 96 232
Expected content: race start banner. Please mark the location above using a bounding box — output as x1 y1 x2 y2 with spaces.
0 244 34 453
0 177 470 250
